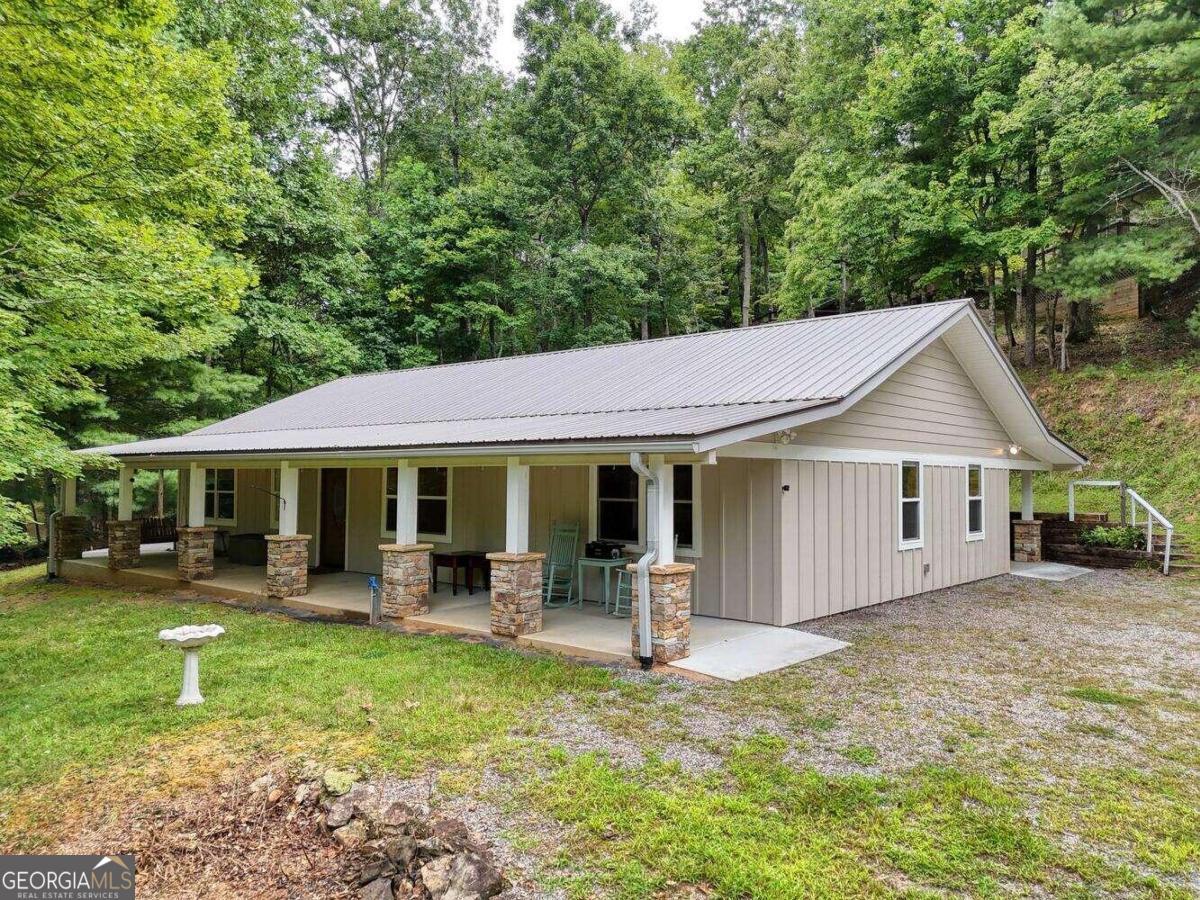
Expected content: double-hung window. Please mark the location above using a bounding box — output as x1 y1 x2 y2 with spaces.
899 460 922 548
673 464 698 554
382 467 452 542
966 464 984 540
205 468 236 525
596 465 640 545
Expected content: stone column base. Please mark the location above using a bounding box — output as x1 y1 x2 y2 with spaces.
487 552 545 637
628 562 695 663
54 515 88 562
379 543 433 618
1013 519 1043 562
266 534 311 598
176 526 216 581
106 520 142 570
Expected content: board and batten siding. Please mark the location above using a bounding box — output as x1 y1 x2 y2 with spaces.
779 462 1009 623
692 457 779 624
792 338 1034 461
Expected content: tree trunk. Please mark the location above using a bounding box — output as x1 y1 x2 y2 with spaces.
1046 293 1058 364
986 264 998 343
740 218 752 327
157 471 165 518
1060 302 1072 372
839 258 848 314
1021 245 1037 366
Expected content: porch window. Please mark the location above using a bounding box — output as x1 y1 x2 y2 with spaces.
899 460 922 548
205 468 236 525
674 464 698 553
966 464 984 540
596 465 639 545
383 467 452 542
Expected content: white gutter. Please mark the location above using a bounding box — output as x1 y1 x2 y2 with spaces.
628 451 658 668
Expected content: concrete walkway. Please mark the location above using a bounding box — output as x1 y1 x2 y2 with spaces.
671 626 848 681
1010 560 1092 582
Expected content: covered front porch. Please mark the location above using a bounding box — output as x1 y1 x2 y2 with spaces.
55 451 711 668
59 543 845 674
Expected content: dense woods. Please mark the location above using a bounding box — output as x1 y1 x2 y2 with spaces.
1 0 1197 544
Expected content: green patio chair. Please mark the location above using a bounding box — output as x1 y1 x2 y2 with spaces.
542 521 580 607
611 568 633 617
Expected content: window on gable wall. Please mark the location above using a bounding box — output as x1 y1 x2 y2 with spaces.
966 464 984 539
900 460 922 546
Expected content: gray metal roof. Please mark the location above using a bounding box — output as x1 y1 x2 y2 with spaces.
89 301 973 457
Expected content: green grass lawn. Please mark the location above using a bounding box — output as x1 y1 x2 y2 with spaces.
1 565 1195 898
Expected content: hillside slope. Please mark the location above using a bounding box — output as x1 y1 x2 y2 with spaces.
1014 320 1199 544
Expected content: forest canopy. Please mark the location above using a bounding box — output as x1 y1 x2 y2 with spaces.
1 0 1197 544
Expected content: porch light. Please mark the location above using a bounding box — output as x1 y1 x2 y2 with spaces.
1009 445 1021 456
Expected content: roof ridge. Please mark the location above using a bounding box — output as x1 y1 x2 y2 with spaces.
332 299 975 383
198 397 839 438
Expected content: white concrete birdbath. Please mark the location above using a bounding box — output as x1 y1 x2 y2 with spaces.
158 624 225 706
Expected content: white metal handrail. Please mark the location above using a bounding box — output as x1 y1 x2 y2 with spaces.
1069 480 1174 574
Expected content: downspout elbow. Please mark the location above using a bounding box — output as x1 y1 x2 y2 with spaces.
629 452 658 669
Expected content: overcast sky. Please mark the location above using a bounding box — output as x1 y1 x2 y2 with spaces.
490 0 709 72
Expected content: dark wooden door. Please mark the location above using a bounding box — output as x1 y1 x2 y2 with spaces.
319 468 347 570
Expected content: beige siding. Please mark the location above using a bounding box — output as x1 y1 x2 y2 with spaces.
448 467 506 553
235 469 274 533
794 339 1022 458
781 462 1009 622
346 468 382 573
693 457 780 624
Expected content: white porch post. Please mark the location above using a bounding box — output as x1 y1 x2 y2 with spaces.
278 461 299 534
117 464 134 520
651 454 674 565
489 456 542 637
1021 470 1034 520
108 463 141 570
188 463 207 527
505 456 530 553
377 460 430 618
177 463 215 581
394 460 419 545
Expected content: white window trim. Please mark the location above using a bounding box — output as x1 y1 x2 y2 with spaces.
965 463 985 542
674 463 703 558
897 460 924 551
588 465 646 551
380 466 453 544
204 468 237 527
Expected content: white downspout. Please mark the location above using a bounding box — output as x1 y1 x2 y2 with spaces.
629 452 658 668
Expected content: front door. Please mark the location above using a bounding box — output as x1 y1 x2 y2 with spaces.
319 468 347 570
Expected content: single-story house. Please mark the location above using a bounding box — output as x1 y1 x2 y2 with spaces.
60 299 1083 666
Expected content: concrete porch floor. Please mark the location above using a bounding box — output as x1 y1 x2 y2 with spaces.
61 546 847 678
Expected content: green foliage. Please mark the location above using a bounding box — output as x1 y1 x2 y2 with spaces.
1080 524 1146 550
0 0 254 541
1066 686 1143 706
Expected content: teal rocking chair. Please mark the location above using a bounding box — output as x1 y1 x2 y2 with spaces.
543 521 580 607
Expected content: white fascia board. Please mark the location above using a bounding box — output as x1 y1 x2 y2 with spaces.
101 439 700 469
719 441 1053 471
694 305 976 453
